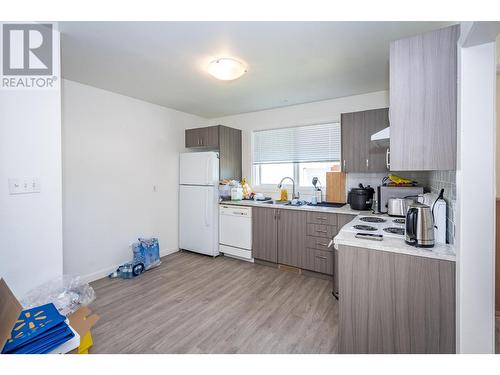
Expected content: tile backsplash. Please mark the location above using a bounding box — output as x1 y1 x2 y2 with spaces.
427 170 456 244
346 171 429 190
347 170 457 244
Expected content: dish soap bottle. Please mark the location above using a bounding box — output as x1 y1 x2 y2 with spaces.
280 188 288 202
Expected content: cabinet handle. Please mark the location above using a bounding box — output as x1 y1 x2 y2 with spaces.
316 230 327 234
317 217 327 221
366 159 369 168
343 159 346 171
315 255 327 260
386 148 390 169
316 242 328 247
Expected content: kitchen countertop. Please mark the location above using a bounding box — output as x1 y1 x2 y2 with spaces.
219 199 368 216
334 227 456 262
220 199 456 262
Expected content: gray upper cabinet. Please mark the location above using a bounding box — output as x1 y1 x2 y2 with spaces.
185 125 242 180
389 24 459 171
185 126 219 148
219 126 242 181
341 108 389 173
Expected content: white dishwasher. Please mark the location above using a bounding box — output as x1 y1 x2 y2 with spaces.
219 205 253 262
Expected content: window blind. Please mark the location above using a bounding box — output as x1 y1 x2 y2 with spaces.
253 123 341 164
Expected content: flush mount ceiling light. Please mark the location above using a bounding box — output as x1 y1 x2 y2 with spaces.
207 58 247 81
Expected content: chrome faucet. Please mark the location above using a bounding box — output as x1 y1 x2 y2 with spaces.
277 177 299 200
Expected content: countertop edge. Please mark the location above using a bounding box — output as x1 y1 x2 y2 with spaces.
334 232 456 262
219 200 366 215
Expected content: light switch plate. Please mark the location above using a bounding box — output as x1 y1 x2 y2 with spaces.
8 178 22 194
8 177 40 194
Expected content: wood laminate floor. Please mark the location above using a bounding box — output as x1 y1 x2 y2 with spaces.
89 251 338 354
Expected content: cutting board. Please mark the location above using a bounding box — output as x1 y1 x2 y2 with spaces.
326 171 346 203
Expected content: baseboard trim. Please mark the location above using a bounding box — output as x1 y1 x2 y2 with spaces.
78 248 179 284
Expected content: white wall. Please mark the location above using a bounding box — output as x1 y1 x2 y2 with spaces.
0 29 63 297
496 72 500 197
208 91 389 191
456 40 497 353
62 80 205 282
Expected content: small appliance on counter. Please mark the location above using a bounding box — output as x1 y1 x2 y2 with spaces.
387 197 417 217
311 177 322 204
405 202 435 248
420 190 447 245
347 184 375 210
377 185 423 214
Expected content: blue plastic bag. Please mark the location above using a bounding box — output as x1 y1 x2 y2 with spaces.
133 238 161 270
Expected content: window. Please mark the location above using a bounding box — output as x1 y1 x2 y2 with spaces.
253 123 341 188
298 161 340 187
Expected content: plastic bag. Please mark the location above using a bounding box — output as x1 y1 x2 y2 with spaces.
108 262 145 279
133 238 161 270
20 275 96 316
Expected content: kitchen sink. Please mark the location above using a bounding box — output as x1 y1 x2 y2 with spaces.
257 200 274 204
306 202 346 208
256 200 306 206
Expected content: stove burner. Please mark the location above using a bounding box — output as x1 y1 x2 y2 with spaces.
393 218 406 225
353 224 378 231
383 227 405 235
359 217 386 223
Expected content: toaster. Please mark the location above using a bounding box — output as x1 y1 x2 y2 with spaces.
377 186 423 214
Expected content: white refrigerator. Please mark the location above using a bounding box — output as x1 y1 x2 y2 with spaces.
179 152 220 257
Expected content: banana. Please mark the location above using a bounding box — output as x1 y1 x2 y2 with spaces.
387 174 413 184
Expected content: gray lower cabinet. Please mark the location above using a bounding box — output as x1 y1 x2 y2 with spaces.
252 209 358 279
389 24 459 170
277 209 307 268
185 125 242 180
333 214 356 296
338 245 456 354
252 207 278 263
303 248 333 275
341 108 389 173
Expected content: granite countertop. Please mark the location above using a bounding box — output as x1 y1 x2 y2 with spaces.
219 199 368 216
334 228 456 262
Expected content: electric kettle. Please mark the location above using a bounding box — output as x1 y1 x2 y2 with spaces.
405 202 434 248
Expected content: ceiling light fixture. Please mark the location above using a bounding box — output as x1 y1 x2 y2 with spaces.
207 58 247 81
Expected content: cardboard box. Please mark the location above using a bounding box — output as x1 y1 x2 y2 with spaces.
0 278 23 350
0 278 99 354
67 306 99 354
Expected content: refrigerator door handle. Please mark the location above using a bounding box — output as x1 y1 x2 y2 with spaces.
204 188 210 227
206 156 211 185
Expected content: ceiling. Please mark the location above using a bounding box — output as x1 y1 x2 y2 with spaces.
59 22 453 118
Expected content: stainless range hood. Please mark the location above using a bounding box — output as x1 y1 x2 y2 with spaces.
370 127 390 147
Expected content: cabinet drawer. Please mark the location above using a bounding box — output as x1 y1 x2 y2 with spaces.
306 235 332 251
306 223 337 238
303 248 333 275
306 212 337 226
